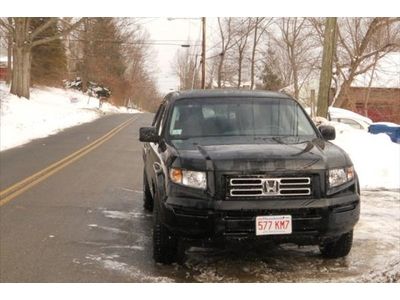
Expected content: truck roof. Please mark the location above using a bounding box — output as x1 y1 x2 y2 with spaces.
167 89 293 102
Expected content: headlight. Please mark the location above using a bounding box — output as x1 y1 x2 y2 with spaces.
328 166 355 188
169 168 207 190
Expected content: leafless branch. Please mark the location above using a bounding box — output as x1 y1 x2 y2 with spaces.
32 18 84 47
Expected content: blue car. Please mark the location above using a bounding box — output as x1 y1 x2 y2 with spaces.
368 123 400 143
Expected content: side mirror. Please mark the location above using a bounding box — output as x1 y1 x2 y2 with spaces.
139 127 159 143
319 125 336 140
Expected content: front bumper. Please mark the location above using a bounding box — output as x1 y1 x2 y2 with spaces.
159 193 360 245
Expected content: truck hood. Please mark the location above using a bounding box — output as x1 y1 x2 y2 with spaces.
169 136 351 172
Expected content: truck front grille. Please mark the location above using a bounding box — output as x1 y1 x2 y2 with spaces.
227 176 311 197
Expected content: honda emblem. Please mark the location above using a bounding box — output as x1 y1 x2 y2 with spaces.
264 179 279 194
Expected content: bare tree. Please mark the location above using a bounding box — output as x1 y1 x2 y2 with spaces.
121 19 161 110
216 17 234 88
250 18 272 89
233 18 253 88
275 18 318 99
332 17 400 108
172 45 200 90
0 17 83 99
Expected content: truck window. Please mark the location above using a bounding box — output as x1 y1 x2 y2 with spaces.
168 98 317 139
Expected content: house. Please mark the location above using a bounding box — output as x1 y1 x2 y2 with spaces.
0 56 8 82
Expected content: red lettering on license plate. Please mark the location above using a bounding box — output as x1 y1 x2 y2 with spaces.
255 215 292 235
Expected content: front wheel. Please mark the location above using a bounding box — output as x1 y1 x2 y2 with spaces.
153 198 178 264
319 230 353 258
143 170 153 212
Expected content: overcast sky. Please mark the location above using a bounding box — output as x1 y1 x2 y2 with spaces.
144 18 214 94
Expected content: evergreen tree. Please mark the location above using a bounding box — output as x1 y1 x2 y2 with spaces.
78 18 126 104
260 64 283 91
31 18 67 86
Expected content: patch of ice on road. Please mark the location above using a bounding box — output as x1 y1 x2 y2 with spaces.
101 209 152 220
118 187 135 192
102 211 132 220
101 245 145 251
85 253 174 283
359 259 400 283
87 224 129 235
116 187 143 194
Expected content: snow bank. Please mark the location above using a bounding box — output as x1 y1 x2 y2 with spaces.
0 83 139 151
330 121 400 190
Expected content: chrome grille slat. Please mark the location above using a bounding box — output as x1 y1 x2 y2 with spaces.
228 176 312 197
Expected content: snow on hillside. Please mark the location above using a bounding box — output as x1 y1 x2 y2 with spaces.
0 83 139 151
330 122 400 190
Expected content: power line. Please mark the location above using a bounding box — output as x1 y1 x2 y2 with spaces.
64 38 201 47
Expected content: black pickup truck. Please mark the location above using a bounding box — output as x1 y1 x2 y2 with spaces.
139 90 360 264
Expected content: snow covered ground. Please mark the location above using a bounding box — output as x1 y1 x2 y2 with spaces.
0 83 139 151
330 121 400 190
305 106 399 190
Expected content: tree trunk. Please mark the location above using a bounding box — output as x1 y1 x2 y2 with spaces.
217 54 224 88
250 18 258 90
10 46 31 98
292 63 299 99
10 18 31 99
217 18 225 88
81 18 89 92
363 52 379 117
335 80 352 108
317 17 337 118
237 53 243 88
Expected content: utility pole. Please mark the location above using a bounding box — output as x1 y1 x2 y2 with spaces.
201 17 206 89
317 17 337 118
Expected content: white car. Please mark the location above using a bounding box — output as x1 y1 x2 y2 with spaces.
328 107 372 131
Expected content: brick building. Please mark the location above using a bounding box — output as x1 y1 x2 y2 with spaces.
0 60 7 81
343 87 400 124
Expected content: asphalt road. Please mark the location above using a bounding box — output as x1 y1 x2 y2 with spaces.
0 113 399 282
0 113 154 282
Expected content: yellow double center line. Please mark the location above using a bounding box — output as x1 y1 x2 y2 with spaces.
0 117 136 207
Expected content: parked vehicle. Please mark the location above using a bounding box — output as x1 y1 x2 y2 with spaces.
328 107 372 131
369 122 400 143
139 90 360 264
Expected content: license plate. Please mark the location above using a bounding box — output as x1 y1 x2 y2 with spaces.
256 215 292 235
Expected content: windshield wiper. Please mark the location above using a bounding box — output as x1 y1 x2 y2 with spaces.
170 136 192 140
271 136 287 144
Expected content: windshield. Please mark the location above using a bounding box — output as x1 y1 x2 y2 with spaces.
167 98 317 140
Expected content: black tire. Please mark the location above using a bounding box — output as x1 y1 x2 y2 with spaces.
153 198 178 264
143 170 153 212
319 230 353 258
